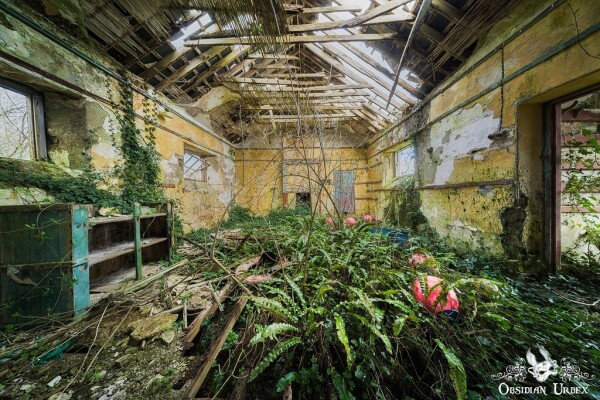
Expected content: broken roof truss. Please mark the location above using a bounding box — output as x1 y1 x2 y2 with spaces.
61 0 519 140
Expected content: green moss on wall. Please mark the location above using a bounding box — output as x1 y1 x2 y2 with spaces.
383 177 427 230
0 158 118 206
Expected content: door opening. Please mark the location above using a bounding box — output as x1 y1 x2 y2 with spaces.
546 87 600 272
296 192 311 209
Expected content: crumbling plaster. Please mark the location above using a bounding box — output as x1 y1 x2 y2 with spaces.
368 0 600 258
235 133 370 216
0 6 236 231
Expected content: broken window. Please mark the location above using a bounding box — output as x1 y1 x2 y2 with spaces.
183 150 208 182
0 80 45 160
394 145 415 177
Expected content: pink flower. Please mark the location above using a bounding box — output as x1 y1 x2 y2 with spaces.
325 216 335 226
413 275 459 313
345 217 356 227
362 214 374 222
409 253 427 267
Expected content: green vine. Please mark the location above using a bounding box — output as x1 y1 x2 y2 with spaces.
561 94 600 271
110 77 165 210
383 177 427 229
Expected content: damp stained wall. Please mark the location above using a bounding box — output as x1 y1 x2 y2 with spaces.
0 4 235 231
235 131 370 216
368 0 600 257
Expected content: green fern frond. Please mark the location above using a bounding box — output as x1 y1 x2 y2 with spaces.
248 337 302 382
285 275 307 310
435 339 467 400
250 323 300 345
329 368 356 400
265 287 300 314
351 313 392 354
334 313 352 368
250 296 298 322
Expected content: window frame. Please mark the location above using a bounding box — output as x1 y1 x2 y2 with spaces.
393 145 415 178
0 77 46 160
183 148 208 183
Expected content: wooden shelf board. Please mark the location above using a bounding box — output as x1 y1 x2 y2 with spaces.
88 237 167 266
89 213 167 226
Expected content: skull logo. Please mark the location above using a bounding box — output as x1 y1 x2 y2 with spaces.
526 346 558 382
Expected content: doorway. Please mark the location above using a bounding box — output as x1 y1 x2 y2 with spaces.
296 192 311 209
545 87 600 271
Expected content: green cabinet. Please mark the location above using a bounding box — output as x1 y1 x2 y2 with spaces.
0 204 90 325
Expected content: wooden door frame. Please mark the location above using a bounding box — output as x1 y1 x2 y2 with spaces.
543 84 600 272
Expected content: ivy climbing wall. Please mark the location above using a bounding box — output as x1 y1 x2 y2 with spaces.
0 3 235 231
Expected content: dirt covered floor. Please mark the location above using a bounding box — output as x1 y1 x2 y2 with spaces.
1 207 599 400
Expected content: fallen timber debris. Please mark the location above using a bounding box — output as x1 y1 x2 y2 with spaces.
182 256 261 350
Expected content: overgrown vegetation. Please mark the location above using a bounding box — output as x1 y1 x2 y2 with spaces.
383 177 427 230
562 97 600 273
110 78 165 210
187 208 600 399
0 158 118 206
0 76 167 212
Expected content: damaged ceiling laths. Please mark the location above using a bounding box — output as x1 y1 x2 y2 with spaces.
0 0 599 399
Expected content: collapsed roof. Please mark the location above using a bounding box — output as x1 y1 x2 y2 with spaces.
33 0 519 141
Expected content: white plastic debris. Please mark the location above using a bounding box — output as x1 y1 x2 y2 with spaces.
47 376 62 388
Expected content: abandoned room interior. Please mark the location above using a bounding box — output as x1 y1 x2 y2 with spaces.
0 0 599 398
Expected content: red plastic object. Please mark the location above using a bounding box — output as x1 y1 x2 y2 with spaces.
413 275 459 313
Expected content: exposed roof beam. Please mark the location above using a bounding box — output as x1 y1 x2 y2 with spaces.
228 83 369 92
328 0 412 29
304 44 407 110
247 54 300 60
287 12 413 33
251 64 301 70
247 89 371 98
155 45 227 89
369 0 461 59
228 45 295 77
258 113 350 119
304 9 425 98
220 77 328 86
139 20 220 81
299 6 363 14
264 73 343 79
247 104 363 110
182 45 252 91
431 0 465 23
185 33 396 46
320 42 421 101
388 0 432 107
195 12 414 39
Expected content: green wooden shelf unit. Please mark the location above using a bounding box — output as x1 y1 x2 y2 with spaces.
0 204 90 325
0 203 174 325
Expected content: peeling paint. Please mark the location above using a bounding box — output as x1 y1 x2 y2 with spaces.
427 105 500 186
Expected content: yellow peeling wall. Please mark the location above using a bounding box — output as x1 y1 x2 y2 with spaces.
369 0 600 256
0 5 235 231
236 135 370 216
